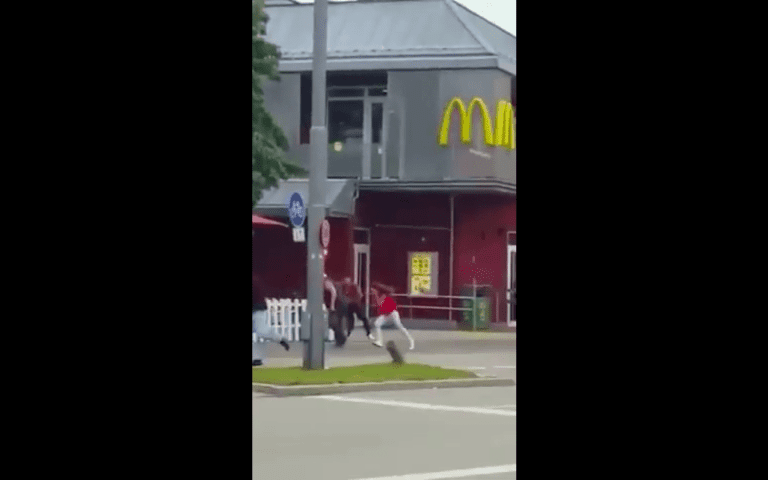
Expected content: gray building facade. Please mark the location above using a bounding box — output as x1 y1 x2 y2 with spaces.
259 0 516 189
255 0 517 324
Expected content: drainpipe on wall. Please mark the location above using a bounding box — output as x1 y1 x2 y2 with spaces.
398 99 406 179
449 193 455 323
382 101 389 179
363 95 371 180
352 181 359 217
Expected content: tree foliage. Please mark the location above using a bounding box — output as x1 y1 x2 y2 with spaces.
252 0 306 206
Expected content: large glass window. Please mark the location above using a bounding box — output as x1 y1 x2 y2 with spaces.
328 87 365 97
325 77 388 178
372 102 383 144
328 71 387 88
328 100 364 143
368 87 387 97
300 73 312 144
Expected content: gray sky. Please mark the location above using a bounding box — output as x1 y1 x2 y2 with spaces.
292 0 516 37
453 0 515 36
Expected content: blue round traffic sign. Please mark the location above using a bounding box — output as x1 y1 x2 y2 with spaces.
287 192 306 228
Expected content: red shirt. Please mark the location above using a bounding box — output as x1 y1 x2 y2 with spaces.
378 296 397 315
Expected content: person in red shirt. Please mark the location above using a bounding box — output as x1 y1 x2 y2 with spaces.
370 282 415 350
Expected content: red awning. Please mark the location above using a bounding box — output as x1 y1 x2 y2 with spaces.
252 214 289 228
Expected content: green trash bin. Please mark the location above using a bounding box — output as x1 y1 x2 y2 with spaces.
459 286 491 330
473 296 491 330
459 286 473 328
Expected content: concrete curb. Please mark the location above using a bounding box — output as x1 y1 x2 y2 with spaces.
252 377 515 397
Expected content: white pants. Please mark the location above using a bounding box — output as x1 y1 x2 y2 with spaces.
252 310 285 361
374 310 414 348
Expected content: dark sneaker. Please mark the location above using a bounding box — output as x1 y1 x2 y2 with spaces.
279 339 290 351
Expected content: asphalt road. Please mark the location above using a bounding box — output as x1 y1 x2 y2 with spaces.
253 386 516 480
253 330 516 479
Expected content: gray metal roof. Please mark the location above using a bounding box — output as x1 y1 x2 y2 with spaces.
263 0 516 75
254 178 357 218
359 178 516 196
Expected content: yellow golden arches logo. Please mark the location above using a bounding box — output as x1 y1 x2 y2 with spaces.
438 97 515 150
494 100 515 149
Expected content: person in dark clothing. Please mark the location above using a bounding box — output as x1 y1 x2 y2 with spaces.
338 277 373 339
252 273 289 366
324 274 346 347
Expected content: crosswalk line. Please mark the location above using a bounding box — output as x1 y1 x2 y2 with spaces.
350 464 516 479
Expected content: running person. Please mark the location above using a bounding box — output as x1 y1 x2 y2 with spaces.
324 274 346 347
339 277 374 340
370 283 415 350
252 273 289 366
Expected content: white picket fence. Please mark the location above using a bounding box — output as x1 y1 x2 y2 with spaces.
255 298 334 343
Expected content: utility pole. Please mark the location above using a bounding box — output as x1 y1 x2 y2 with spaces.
304 0 328 370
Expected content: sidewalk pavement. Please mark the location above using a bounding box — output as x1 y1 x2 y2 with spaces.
390 318 516 333
254 326 516 395
253 377 515 396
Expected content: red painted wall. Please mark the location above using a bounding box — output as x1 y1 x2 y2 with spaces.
252 222 304 298
325 217 354 282
356 192 451 228
453 194 516 322
252 216 353 298
357 192 452 319
368 224 451 319
254 192 516 323
356 191 516 322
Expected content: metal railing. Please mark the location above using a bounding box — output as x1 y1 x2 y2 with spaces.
389 288 500 331
258 289 505 341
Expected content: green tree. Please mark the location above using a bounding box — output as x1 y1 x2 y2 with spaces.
252 0 306 206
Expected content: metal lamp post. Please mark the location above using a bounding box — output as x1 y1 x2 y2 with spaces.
304 0 329 370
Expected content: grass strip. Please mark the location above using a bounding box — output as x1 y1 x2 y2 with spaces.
252 363 477 386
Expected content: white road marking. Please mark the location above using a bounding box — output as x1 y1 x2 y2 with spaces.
350 464 516 480
483 405 516 409
462 366 515 370
314 396 516 417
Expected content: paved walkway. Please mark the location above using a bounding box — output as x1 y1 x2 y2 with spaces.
398 318 516 332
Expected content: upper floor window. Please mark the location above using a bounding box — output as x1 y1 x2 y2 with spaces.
300 72 388 145
328 100 363 144
327 87 365 97
327 86 386 145
300 73 312 144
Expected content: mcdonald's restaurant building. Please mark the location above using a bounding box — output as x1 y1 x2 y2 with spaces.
253 0 516 324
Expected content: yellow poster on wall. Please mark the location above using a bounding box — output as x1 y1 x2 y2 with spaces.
411 274 432 295
410 252 436 295
411 254 431 275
